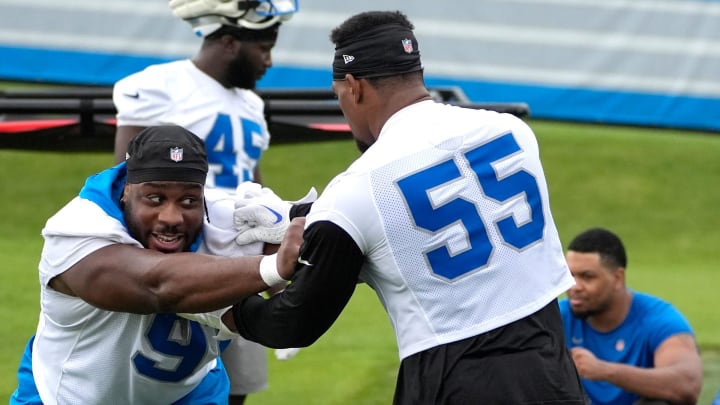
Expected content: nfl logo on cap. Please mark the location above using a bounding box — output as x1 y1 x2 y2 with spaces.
170 147 184 162
402 38 413 53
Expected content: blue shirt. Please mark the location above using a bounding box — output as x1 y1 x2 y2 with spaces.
559 291 693 405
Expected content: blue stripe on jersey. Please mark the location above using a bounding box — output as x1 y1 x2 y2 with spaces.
9 336 41 405
172 357 230 405
78 162 128 225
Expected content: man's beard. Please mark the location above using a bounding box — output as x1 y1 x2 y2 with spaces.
570 299 610 320
122 199 197 252
227 52 258 89
355 138 371 153
123 199 147 248
570 308 592 320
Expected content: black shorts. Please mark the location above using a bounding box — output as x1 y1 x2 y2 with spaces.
393 300 587 405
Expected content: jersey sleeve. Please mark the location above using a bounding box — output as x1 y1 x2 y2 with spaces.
113 67 173 127
645 298 694 352
39 197 141 286
304 171 377 254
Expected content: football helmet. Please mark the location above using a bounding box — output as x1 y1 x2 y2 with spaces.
169 0 298 36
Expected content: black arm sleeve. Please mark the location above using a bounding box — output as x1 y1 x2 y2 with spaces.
232 220 364 348
289 202 312 218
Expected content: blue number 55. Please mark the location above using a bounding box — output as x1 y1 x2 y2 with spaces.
396 132 545 280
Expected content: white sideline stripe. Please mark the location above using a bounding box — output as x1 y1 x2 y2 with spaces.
1 3 719 96
1 5 720 57
5 0 720 16
1 28 718 97
501 0 720 15
0 29 198 56
3 16 720 59
423 60 720 97
292 12 720 58
270 50 720 97
417 22 720 57
0 0 171 14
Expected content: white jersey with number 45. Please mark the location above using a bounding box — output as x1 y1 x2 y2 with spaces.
114 59 270 189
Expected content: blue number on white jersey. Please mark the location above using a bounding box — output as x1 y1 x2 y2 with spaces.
205 114 263 188
205 113 236 188
466 132 545 249
396 132 545 279
132 314 208 382
397 159 492 279
240 117 262 182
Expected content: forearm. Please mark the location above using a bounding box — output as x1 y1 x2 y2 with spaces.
233 221 364 348
69 244 272 314
148 253 268 313
601 361 700 404
233 264 359 348
127 218 304 314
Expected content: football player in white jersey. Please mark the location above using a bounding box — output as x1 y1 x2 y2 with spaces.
113 0 298 186
112 1 299 403
230 11 588 403
10 126 304 404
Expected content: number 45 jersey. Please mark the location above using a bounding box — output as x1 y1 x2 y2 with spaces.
114 59 269 189
307 100 574 360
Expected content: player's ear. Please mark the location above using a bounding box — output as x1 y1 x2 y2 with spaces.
221 34 239 52
613 266 626 290
346 75 363 103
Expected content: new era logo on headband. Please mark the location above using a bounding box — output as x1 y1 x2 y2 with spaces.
343 54 355 64
402 38 413 53
170 147 184 162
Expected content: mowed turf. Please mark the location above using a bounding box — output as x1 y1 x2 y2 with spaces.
0 120 718 403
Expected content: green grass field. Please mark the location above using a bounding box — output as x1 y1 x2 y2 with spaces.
1 120 718 404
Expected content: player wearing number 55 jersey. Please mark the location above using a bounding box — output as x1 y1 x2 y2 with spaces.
231 11 587 404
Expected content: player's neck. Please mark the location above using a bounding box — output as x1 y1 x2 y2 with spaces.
191 57 230 88
373 87 433 137
587 288 633 332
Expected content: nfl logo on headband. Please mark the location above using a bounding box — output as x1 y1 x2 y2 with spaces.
402 38 413 54
170 147 184 162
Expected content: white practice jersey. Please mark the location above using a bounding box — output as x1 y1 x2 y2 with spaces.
32 188 262 404
114 60 270 189
307 100 574 360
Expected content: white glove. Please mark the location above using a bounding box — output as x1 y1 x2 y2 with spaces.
234 181 264 200
178 307 238 341
275 347 301 361
233 184 317 245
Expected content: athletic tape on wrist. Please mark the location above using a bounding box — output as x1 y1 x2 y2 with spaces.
259 253 286 287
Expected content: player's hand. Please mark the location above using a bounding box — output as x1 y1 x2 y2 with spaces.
276 217 306 280
233 183 317 245
233 183 291 245
178 308 238 340
570 347 607 381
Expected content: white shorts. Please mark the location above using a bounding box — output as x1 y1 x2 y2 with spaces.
221 337 268 395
